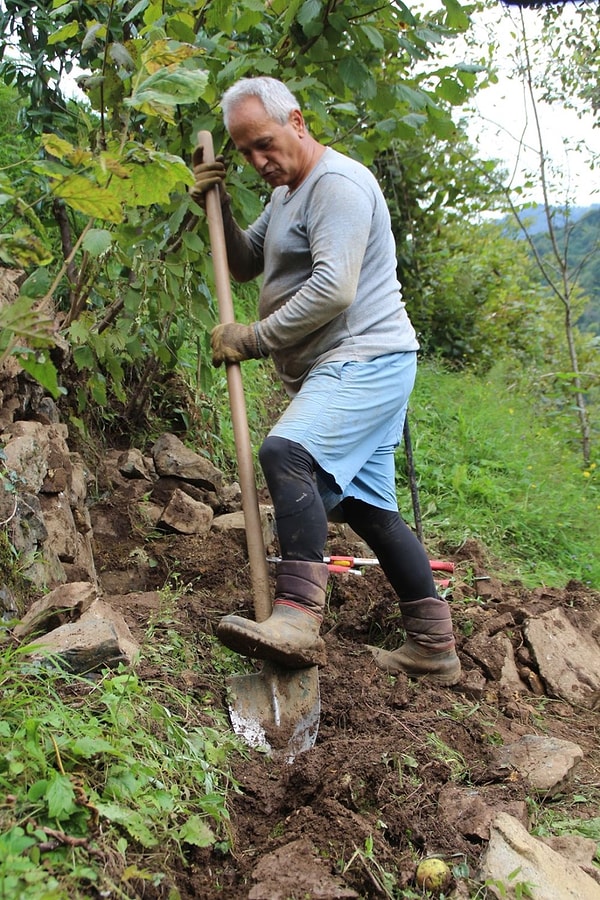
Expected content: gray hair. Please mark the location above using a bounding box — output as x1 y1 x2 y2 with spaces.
221 77 301 131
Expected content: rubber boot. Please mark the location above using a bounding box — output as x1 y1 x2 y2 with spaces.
216 561 328 669
367 597 461 686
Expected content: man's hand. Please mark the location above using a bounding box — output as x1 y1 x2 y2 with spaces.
210 323 266 366
190 148 228 207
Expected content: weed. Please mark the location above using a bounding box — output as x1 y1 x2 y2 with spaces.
341 835 398 899
481 868 536 898
0 614 245 899
426 733 470 782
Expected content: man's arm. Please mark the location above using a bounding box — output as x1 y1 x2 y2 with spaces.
190 151 264 282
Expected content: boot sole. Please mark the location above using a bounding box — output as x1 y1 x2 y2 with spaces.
217 620 326 669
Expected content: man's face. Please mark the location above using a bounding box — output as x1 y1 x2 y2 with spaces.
227 96 306 190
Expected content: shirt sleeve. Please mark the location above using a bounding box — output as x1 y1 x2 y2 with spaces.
223 201 270 282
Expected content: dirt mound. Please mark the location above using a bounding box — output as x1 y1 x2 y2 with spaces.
92 512 600 900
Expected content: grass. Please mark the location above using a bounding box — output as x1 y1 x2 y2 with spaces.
0 605 245 900
398 360 599 587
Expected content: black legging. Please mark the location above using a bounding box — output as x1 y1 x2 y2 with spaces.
259 435 437 601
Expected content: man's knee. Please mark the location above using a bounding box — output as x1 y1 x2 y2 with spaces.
259 436 313 481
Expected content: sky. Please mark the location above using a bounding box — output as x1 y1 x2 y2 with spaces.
452 2 600 208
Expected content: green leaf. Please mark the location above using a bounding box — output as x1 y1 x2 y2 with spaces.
297 0 321 29
395 83 430 110
126 67 209 117
46 772 77 820
105 154 193 207
16 351 63 400
47 21 79 45
109 42 136 71
71 736 115 757
0 826 37 856
95 802 158 848
51 175 123 222
19 268 53 299
338 57 374 94
436 78 468 105
360 25 385 51
0 229 53 267
81 228 113 257
0 294 54 348
177 815 216 848
442 0 470 31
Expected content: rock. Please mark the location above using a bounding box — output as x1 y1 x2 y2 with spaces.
497 637 530 694
150 476 219 511
39 492 79 563
249 838 358 899
524 607 600 710
489 734 583 795
68 453 90 508
0 585 18 622
2 421 70 490
23 598 139 674
438 783 529 841
39 431 73 493
118 448 153 480
463 611 524 681
158 488 214 535
213 506 275 549
11 491 48 553
460 669 488 700
13 581 97 639
152 433 223 492
540 834 598 869
479 812 600 899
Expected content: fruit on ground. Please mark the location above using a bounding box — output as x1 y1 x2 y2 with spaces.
415 857 451 892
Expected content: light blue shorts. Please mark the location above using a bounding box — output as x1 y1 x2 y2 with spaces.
268 352 417 512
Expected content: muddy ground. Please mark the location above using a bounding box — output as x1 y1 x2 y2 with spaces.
90 482 600 900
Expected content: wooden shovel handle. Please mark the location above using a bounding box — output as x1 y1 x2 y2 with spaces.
196 131 271 622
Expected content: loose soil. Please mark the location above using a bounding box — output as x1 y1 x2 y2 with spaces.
90 480 600 900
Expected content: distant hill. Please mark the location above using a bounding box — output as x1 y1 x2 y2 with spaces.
503 203 600 235
502 205 600 334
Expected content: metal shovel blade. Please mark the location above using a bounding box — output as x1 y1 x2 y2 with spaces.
226 662 320 763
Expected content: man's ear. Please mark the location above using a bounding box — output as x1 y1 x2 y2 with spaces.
289 108 305 135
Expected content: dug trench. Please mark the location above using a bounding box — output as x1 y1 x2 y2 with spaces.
91 490 600 900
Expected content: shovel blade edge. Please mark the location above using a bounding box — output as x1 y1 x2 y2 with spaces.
226 663 320 762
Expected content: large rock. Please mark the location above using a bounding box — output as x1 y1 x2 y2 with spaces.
152 433 223 492
157 488 214 535
23 597 139 674
524 607 600 709
213 506 275 549
489 734 583 795
13 581 97 639
479 812 600 899
438 783 529 841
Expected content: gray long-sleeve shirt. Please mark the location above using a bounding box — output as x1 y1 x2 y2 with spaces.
223 147 419 396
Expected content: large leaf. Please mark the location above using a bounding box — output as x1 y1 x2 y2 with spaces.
50 174 123 222
126 67 209 120
100 150 193 207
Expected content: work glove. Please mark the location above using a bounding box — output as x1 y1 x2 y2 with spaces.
210 322 267 367
190 148 228 208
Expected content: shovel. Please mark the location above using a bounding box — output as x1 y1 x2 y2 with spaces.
195 131 320 762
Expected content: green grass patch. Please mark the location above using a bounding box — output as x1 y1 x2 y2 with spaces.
0 608 245 899
398 361 599 587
